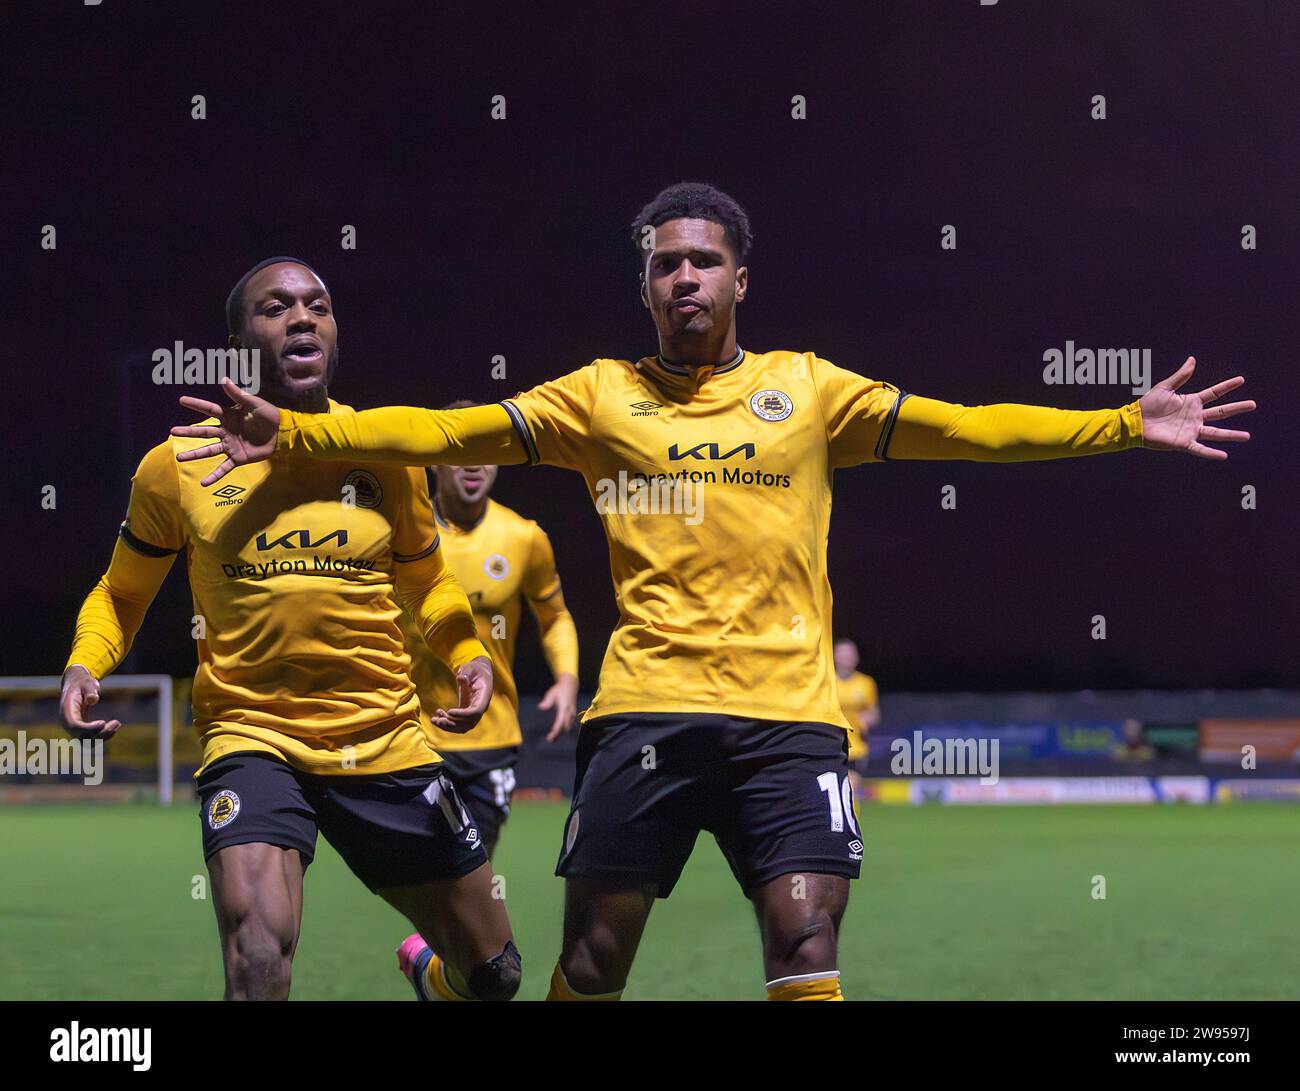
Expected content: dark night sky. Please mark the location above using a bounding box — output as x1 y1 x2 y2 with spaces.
3 1 1296 694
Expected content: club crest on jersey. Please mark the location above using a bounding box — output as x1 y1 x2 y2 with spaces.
484 554 510 580
343 469 383 509
208 790 240 830
749 389 793 422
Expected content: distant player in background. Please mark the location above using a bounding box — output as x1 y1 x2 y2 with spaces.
1112 718 1156 762
834 638 879 789
61 258 520 1001
395 401 579 996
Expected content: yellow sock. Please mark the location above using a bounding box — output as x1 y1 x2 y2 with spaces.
766 971 843 1001
546 963 623 1001
424 952 473 1001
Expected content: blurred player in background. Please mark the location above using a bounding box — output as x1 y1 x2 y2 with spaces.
834 638 879 790
172 187 1253 1001
400 401 580 859
395 402 579 996
61 258 520 1001
1112 718 1156 762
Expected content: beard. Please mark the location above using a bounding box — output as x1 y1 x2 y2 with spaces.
260 344 340 412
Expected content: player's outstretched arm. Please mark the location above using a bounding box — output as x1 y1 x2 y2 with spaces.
171 378 527 487
394 547 494 733
61 539 176 739
888 357 1253 462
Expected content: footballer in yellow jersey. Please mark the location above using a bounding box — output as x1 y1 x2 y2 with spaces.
399 421 580 855
62 258 520 1002
174 186 1253 1002
834 639 880 768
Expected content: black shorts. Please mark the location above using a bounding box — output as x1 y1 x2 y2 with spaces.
557 714 863 898
437 747 519 849
196 752 487 891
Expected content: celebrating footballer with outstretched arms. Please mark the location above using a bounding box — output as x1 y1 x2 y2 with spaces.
172 186 1252 1002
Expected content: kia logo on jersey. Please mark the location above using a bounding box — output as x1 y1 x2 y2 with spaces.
666 441 756 461
256 529 349 550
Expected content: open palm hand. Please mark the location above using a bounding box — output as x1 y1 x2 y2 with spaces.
1138 357 1254 459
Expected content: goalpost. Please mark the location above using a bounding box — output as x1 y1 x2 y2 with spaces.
0 675 176 804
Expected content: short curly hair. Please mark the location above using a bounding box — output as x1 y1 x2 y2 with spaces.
630 182 753 266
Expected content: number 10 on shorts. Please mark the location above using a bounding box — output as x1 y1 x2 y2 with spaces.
817 772 859 836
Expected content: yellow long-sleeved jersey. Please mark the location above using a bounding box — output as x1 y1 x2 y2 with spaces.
277 351 1142 728
67 401 488 775
400 493 578 751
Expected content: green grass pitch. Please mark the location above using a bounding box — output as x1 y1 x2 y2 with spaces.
2 801 1297 1000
